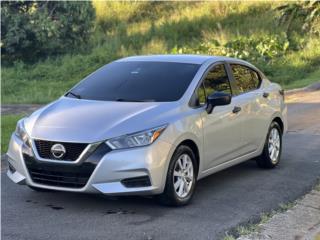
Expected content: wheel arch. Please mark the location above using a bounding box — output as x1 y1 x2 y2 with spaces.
272 116 284 135
175 139 200 176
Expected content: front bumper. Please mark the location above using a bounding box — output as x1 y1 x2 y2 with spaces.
6 134 174 195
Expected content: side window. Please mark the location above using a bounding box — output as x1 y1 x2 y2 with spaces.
203 64 232 97
231 64 261 94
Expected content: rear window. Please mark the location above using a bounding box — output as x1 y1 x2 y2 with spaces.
67 61 200 102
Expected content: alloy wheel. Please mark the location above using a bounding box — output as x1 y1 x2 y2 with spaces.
268 128 281 163
173 154 194 198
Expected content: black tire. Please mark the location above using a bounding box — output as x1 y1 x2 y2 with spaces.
256 121 282 169
28 186 54 192
157 145 197 206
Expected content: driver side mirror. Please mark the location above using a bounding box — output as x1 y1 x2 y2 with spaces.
206 92 232 114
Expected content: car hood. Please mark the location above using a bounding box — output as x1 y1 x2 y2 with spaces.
24 97 180 143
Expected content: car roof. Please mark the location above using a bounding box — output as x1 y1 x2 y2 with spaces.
116 54 248 65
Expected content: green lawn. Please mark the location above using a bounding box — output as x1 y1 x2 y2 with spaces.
1 115 24 153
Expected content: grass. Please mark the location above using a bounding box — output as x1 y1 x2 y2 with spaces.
2 1 319 104
222 235 236 240
283 68 320 90
1 115 24 153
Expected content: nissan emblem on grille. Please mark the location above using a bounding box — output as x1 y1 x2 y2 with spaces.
50 144 66 159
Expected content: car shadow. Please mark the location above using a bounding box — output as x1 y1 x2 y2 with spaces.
21 159 260 211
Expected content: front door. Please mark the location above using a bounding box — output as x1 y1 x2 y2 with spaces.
198 63 245 170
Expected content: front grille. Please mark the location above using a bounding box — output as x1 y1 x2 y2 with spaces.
34 140 87 161
24 155 95 188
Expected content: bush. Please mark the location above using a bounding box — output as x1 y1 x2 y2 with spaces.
1 1 95 63
171 35 290 63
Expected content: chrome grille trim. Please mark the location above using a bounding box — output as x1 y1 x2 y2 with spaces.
30 139 101 165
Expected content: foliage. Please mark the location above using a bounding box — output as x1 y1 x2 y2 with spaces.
1 1 95 63
277 1 320 36
171 35 290 63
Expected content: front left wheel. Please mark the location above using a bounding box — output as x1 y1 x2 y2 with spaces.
157 145 197 206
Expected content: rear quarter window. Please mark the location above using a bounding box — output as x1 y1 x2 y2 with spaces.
231 64 261 94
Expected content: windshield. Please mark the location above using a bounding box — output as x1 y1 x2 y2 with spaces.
66 61 200 102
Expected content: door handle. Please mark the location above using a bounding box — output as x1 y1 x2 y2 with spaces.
232 106 241 114
263 92 269 98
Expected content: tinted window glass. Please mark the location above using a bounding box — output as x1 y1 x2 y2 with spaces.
231 64 260 94
68 62 200 102
203 64 231 97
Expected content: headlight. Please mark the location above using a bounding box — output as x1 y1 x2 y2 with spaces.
106 125 167 150
15 119 31 147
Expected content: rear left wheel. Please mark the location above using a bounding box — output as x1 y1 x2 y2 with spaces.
256 121 282 169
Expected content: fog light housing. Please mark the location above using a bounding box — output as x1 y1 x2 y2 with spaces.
8 161 16 173
121 176 151 188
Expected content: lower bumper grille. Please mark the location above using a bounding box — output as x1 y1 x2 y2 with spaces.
121 176 151 188
24 155 95 188
8 162 16 173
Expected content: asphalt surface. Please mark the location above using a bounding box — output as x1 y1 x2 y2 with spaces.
2 91 320 240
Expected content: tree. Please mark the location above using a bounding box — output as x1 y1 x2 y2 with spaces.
277 1 320 36
1 1 95 63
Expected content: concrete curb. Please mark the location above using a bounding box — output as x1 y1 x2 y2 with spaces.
237 185 320 240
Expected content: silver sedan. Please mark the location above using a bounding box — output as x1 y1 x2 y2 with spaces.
7 55 287 206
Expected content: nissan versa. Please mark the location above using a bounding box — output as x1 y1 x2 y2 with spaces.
7 55 287 206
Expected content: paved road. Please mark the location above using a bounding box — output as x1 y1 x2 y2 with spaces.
2 91 320 240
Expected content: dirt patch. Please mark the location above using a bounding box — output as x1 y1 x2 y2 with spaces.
286 90 320 104
1 104 43 115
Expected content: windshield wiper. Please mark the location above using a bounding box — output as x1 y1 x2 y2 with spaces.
66 91 81 99
116 98 155 102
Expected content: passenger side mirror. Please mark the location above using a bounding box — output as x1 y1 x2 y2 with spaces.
206 92 232 114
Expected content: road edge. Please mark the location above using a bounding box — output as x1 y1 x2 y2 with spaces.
285 81 320 95
222 181 320 240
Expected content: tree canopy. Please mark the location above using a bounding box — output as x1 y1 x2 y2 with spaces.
1 1 95 63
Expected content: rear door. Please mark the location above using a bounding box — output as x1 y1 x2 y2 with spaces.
228 63 266 153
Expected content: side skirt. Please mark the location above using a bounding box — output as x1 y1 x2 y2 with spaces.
197 149 261 180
